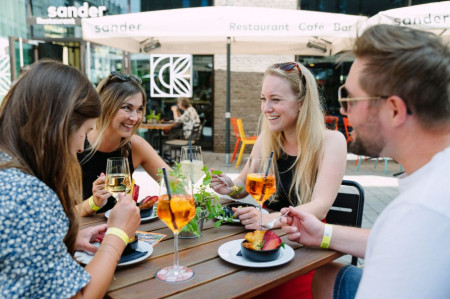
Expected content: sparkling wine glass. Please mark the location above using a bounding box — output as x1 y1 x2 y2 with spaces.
105 157 132 201
245 156 276 230
156 168 196 283
180 145 204 187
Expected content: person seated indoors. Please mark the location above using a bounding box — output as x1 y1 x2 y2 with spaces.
282 25 450 299
210 62 347 298
77 71 170 216
170 97 201 139
0 60 140 298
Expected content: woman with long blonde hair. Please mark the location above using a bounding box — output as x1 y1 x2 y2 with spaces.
77 72 170 215
0 60 140 298
211 62 346 298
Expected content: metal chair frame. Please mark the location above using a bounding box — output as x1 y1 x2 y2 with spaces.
326 180 365 266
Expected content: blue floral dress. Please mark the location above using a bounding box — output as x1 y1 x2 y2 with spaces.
0 155 90 298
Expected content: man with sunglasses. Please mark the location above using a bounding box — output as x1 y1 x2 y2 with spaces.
281 24 450 298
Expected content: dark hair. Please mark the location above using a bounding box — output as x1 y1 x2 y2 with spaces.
354 24 450 128
0 59 101 254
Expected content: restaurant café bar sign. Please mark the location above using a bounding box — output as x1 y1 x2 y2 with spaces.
27 2 106 25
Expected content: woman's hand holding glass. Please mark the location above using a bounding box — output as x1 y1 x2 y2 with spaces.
91 172 110 208
105 157 132 201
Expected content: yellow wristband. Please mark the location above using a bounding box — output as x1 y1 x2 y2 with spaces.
320 224 333 249
106 227 129 246
88 196 100 212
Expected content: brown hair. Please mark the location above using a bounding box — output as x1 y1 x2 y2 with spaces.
354 24 450 128
260 62 325 206
177 97 191 109
0 60 101 254
91 72 147 157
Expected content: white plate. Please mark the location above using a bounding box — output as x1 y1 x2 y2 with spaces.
218 239 294 268
74 241 153 266
105 206 157 222
217 206 269 223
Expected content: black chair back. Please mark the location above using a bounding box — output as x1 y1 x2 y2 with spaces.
326 180 365 265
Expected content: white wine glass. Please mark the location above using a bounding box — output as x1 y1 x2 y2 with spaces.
156 168 196 283
245 155 276 230
180 145 204 187
105 157 132 201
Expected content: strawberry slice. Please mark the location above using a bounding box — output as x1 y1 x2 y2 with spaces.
261 230 282 250
131 184 140 202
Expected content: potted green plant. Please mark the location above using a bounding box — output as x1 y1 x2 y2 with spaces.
147 110 161 123
159 164 232 238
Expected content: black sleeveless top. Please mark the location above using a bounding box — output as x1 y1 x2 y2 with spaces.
264 153 299 211
77 139 135 213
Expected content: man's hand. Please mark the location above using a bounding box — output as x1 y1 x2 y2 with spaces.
280 206 324 247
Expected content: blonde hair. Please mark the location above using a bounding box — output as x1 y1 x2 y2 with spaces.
0 60 101 254
260 62 325 206
90 73 147 157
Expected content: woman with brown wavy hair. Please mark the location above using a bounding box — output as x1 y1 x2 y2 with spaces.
77 72 170 215
0 60 140 298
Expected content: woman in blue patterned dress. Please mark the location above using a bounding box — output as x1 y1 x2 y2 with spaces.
0 60 140 298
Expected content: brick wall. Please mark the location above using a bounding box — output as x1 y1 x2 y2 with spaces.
211 0 298 152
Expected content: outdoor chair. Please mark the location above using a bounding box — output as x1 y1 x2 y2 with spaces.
164 122 203 165
326 180 365 266
324 116 339 131
342 117 353 144
231 117 257 163
235 118 257 169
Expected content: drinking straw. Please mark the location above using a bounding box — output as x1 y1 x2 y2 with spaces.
162 167 177 230
259 151 274 202
188 139 193 162
265 151 274 177
162 167 172 200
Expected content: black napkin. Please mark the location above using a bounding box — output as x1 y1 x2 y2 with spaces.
140 208 153 218
119 250 147 263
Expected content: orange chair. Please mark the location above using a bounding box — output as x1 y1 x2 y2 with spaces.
342 117 353 144
231 118 246 163
324 116 339 131
235 118 257 169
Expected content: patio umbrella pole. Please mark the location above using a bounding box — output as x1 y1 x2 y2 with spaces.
224 37 232 166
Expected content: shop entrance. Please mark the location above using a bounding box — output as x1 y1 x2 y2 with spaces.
8 37 83 81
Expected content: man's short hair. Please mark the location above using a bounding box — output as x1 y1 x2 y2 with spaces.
354 24 450 128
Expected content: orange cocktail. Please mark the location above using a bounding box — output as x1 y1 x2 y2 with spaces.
246 173 276 205
157 194 196 234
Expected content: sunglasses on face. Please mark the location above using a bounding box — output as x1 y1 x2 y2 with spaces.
110 71 142 84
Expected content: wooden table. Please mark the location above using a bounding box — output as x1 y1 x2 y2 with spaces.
81 213 342 298
139 122 179 154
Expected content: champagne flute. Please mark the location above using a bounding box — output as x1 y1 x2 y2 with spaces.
245 155 276 230
179 145 204 187
156 168 196 283
105 157 132 201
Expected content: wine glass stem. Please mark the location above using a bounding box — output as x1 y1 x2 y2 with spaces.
173 232 180 272
259 203 263 231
